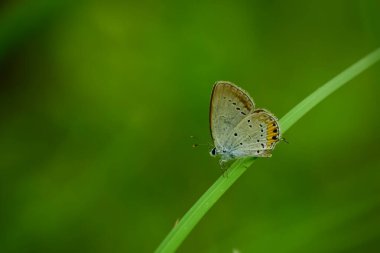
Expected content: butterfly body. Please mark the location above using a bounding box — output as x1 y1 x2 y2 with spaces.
209 81 281 163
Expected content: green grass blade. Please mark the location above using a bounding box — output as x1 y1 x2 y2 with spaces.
154 48 380 253
280 48 380 132
155 158 255 253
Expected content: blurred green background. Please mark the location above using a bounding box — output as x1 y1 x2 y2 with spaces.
1 0 380 252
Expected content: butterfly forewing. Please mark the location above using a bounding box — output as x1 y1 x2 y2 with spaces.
210 81 255 149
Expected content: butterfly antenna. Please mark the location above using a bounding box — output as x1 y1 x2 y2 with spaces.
192 143 210 148
190 136 212 148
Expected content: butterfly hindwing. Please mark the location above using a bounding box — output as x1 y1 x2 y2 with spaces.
224 109 281 158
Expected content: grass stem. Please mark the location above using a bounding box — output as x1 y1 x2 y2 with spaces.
155 48 380 253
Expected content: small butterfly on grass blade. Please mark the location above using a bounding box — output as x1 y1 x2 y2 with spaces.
209 81 281 166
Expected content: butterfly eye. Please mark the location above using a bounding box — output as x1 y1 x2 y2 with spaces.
210 148 217 156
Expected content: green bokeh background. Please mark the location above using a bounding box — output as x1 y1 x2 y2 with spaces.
1 1 380 252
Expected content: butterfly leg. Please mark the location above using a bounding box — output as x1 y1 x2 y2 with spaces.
219 159 230 177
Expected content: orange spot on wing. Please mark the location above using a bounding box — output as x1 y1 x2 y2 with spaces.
266 121 280 147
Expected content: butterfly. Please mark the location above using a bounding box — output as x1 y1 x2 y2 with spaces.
209 81 281 165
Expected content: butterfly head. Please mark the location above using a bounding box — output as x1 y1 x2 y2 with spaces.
209 147 235 160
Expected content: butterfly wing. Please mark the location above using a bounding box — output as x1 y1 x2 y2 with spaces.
224 109 281 157
209 81 255 149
